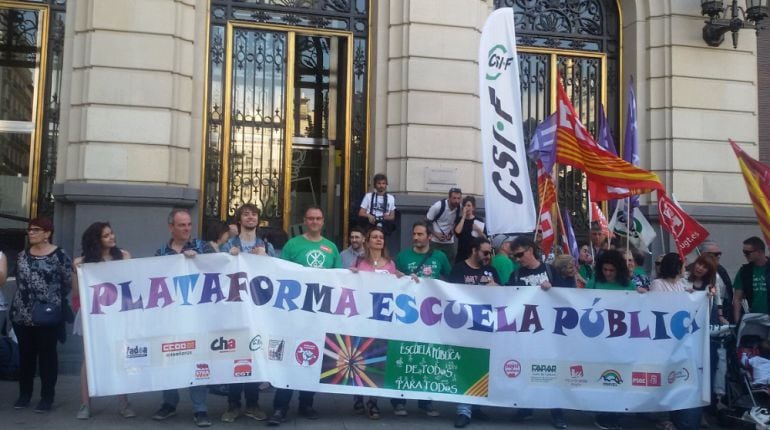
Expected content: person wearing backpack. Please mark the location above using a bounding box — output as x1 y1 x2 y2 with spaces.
425 187 462 263
358 173 397 235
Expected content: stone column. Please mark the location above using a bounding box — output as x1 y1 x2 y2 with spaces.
54 0 207 257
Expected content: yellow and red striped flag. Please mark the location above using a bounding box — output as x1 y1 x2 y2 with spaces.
555 77 664 197
730 139 770 244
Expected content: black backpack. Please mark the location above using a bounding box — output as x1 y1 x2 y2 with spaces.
427 199 462 227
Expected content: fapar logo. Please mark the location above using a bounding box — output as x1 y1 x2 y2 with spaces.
195 363 210 380
295 341 319 367
599 370 623 387
233 359 252 377
485 44 514 81
530 363 557 383
249 335 263 352
211 336 236 353
631 372 661 387
162 340 196 357
125 344 148 359
668 368 690 384
268 339 285 361
503 360 521 378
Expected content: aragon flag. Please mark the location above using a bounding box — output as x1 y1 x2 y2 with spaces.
730 139 770 244
554 77 664 198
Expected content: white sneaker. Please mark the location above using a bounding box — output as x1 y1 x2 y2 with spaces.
76 404 90 420
750 407 770 425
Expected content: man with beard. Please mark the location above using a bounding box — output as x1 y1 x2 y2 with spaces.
340 227 365 268
359 173 396 235
394 221 451 281
221 204 269 256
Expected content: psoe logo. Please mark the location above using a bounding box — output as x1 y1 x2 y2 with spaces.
503 360 521 378
211 336 236 352
632 372 662 387
485 44 514 81
162 340 196 356
125 344 148 359
295 341 319 367
668 368 690 384
233 359 252 377
599 369 623 386
195 363 210 380
268 339 285 361
249 335 263 352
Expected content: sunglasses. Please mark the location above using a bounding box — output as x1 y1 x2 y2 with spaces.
449 187 462 194
513 251 526 259
744 250 756 257
480 250 492 256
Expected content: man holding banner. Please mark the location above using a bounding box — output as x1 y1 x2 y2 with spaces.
268 205 342 426
151 208 215 427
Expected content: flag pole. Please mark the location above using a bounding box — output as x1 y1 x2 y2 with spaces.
626 196 631 254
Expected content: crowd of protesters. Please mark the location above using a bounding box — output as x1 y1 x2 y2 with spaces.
0 173 763 430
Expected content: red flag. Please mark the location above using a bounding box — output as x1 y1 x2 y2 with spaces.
537 160 556 255
658 193 709 258
590 201 610 239
555 77 664 198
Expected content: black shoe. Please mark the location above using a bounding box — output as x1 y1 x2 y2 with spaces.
552 416 568 429
298 406 319 420
511 409 534 422
33 399 52 413
454 414 471 428
472 408 490 422
152 403 177 420
13 397 30 410
267 410 286 426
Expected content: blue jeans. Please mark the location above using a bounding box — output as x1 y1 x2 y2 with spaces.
670 407 702 430
456 403 471 418
162 386 208 413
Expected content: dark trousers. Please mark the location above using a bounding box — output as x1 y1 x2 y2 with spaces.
273 389 314 412
228 383 260 407
670 407 702 430
14 323 59 402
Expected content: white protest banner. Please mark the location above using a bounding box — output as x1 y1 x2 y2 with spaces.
479 7 537 235
78 254 709 412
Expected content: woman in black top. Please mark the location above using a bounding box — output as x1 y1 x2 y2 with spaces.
453 196 487 264
10 217 72 412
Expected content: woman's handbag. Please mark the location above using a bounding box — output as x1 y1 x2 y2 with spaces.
31 302 62 326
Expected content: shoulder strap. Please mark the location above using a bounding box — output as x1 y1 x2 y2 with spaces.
544 263 554 283
427 199 446 223
369 192 376 215
413 250 434 275
741 263 754 306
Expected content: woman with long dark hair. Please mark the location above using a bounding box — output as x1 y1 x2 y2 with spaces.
9 217 72 413
650 253 686 292
72 222 134 419
587 249 632 290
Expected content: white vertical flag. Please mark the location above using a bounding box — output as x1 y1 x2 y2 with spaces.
479 8 536 235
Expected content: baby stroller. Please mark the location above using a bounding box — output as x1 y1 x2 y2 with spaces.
713 313 770 429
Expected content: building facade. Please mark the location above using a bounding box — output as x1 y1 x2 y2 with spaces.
0 0 765 274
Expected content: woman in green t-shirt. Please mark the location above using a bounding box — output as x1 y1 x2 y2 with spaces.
587 249 633 290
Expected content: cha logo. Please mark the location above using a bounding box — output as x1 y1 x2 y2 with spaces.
211 336 236 353
599 370 623 387
295 341 319 367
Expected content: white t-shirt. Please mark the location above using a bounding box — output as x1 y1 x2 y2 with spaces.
650 277 687 292
360 192 396 218
426 199 460 244
746 355 770 385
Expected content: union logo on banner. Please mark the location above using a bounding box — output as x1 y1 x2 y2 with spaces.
658 194 709 257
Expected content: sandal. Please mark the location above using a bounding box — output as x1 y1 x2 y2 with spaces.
656 420 677 430
366 399 380 420
353 397 364 414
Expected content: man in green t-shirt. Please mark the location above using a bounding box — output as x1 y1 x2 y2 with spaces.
733 236 770 322
268 206 341 426
491 236 519 285
395 221 451 280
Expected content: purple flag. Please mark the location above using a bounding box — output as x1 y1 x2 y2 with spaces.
563 207 579 264
527 113 557 173
597 104 618 156
623 77 639 208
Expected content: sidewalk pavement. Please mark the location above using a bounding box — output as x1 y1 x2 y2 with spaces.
0 374 680 430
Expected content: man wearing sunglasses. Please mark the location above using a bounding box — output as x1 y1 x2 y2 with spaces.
447 237 499 428
733 236 770 323
506 235 566 429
